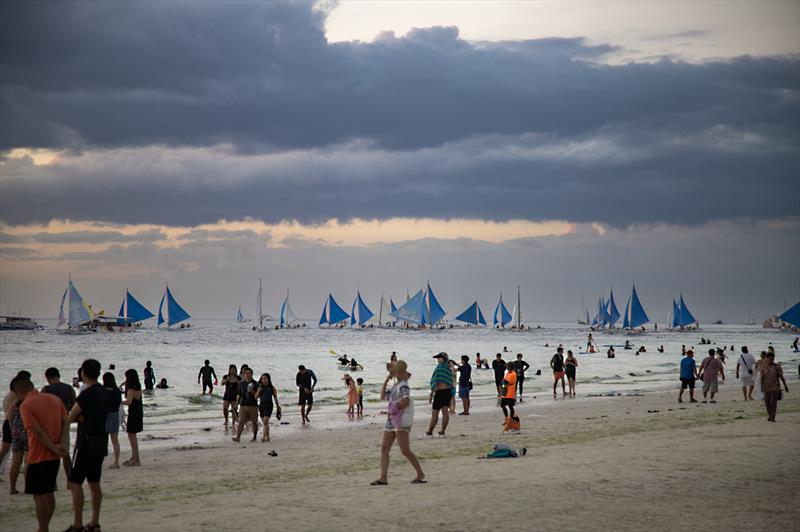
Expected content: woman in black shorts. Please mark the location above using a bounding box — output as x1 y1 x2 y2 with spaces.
256 373 280 442
565 350 578 396
123 369 143 466
221 365 240 429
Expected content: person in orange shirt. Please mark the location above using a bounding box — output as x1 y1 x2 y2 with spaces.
14 375 69 532
500 361 517 421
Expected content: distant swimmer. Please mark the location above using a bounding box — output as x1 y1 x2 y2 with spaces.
657 345 665 353
607 346 616 359
197 359 217 395
624 340 632 350
156 378 169 389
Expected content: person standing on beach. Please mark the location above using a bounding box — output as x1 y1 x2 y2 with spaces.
550 347 567 397
296 365 317 425
565 350 578 396
42 367 76 482
678 350 698 403
754 352 768 401
102 373 122 469
426 353 453 437
736 346 757 401
500 361 517 421
372 360 425 485
67 359 109 532
14 375 69 532
587 334 595 353
513 354 530 401
198 360 217 395
7 370 31 495
122 369 143 466
344 374 358 416
761 351 789 422
492 353 506 396
454 355 472 415
698 349 724 403
221 365 240 429
255 373 280 442
143 361 155 391
356 378 365 416
233 368 259 442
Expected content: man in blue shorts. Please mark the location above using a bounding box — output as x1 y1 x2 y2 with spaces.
678 349 698 403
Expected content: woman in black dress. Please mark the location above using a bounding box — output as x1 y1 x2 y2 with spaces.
123 368 143 466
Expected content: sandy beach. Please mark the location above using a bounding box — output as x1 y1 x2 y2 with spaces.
1 382 798 531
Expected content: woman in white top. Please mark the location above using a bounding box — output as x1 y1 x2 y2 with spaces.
371 360 425 486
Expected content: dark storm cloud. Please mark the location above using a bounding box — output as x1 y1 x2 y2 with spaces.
2 2 798 152
25 229 166 244
1 1 798 227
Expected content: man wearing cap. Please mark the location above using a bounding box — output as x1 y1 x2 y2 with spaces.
426 352 454 437
678 350 698 403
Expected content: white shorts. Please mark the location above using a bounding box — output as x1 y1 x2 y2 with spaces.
739 375 755 386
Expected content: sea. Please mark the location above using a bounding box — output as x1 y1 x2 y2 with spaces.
2 321 798 447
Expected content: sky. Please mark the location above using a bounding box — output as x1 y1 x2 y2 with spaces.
0 0 798 322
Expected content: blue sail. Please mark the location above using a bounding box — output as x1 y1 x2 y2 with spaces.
157 293 166 326
670 299 680 328
165 286 191 327
627 285 649 328
779 301 800 328
676 295 697 327
596 297 610 328
394 289 425 324
622 298 630 329
422 283 446 325
319 294 349 325
492 294 512 327
118 290 154 324
455 301 486 325
607 290 620 327
236 307 244 322
350 291 374 326
390 299 398 314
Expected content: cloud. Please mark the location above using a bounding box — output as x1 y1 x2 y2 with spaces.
24 229 166 244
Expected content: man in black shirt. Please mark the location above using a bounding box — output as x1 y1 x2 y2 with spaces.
550 347 567 397
492 353 506 396
296 365 318 425
455 355 472 415
513 354 531 402
68 359 109 532
197 360 217 395
232 368 258 442
42 367 76 482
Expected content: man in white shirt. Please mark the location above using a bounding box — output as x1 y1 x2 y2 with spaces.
736 346 757 401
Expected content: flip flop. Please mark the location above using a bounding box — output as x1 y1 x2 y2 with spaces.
370 480 388 486
411 479 427 484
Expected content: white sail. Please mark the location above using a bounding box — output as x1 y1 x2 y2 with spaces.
67 277 93 328
378 294 393 325
511 284 522 328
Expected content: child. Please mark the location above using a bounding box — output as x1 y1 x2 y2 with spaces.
356 378 364 416
344 374 358 415
503 415 521 434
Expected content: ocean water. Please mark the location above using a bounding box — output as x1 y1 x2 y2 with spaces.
2 321 798 445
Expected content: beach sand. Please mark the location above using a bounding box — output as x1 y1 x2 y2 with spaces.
1 385 798 531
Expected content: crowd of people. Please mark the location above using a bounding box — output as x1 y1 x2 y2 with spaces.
3 335 795 529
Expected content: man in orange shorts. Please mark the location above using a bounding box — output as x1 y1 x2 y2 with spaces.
550 347 567 397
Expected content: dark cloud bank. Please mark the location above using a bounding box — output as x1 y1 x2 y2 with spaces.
1 1 798 227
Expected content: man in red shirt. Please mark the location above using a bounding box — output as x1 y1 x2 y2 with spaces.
13 375 69 532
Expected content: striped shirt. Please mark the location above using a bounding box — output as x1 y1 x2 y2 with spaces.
430 363 454 390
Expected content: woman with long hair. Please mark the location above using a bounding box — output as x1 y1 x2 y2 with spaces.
122 369 143 466
255 373 280 442
103 372 123 468
221 364 240 430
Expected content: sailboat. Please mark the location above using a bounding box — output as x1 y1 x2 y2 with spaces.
253 278 267 330
117 290 154 329
377 293 396 327
350 290 375 327
236 306 245 323
393 282 447 329
454 301 486 326
621 285 650 332
279 290 299 328
606 289 621 328
157 284 191 329
57 275 95 333
509 285 523 330
492 292 512 328
319 293 349 327
669 294 699 330
778 301 800 329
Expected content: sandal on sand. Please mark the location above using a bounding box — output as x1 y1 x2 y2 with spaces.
86 525 102 531
61 526 85 532
411 479 427 484
370 480 388 486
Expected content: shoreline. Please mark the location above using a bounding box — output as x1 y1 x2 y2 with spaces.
1 382 798 531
